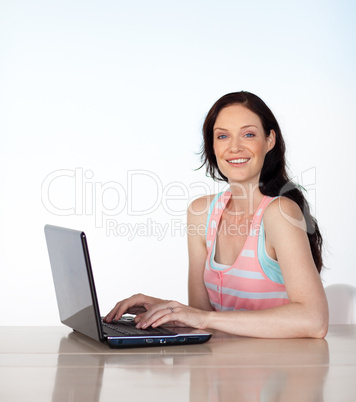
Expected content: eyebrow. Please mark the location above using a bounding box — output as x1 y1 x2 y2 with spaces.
213 124 258 131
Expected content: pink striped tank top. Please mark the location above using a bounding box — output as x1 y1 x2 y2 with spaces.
204 190 290 311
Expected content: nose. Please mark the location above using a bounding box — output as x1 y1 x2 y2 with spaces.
230 136 243 153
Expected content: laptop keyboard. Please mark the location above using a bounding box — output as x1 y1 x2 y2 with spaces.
102 319 173 336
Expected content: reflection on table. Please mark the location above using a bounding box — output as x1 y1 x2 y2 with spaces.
1 326 356 402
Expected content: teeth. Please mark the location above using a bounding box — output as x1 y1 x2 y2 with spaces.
228 159 249 164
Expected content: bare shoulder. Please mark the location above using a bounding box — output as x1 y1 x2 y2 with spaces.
186 195 216 253
263 196 307 235
187 194 217 224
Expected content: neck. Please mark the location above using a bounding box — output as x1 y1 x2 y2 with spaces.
227 181 264 216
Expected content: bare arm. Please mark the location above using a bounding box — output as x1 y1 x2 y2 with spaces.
187 196 215 311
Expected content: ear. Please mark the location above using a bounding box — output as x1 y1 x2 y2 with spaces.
267 130 276 151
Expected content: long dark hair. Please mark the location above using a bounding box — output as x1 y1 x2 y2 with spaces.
200 91 323 273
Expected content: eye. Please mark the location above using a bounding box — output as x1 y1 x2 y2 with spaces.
217 134 228 139
244 133 255 138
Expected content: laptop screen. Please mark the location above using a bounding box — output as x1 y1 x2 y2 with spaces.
44 225 103 341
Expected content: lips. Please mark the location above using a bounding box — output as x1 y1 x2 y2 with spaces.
227 158 250 164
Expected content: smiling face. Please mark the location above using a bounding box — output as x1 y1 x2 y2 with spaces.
213 104 275 188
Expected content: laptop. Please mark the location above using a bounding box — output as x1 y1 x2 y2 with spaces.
44 224 212 348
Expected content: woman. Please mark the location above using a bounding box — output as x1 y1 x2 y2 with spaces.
105 91 329 338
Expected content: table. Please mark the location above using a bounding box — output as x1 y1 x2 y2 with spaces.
0 325 355 401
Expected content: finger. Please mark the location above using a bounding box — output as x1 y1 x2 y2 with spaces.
105 294 148 322
104 301 127 322
126 306 147 315
105 298 136 322
134 303 166 327
133 312 145 324
104 304 119 322
137 306 177 329
151 309 180 328
142 301 176 320
113 302 133 321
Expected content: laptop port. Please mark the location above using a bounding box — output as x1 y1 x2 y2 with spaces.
145 339 154 343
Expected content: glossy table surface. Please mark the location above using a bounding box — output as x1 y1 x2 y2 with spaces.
0 325 355 401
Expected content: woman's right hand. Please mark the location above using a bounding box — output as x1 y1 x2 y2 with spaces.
104 293 166 323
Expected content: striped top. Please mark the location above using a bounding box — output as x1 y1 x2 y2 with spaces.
204 190 290 311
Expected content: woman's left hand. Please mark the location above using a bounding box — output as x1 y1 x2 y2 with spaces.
135 300 209 330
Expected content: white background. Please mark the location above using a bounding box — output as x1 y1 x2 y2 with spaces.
1 0 355 325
